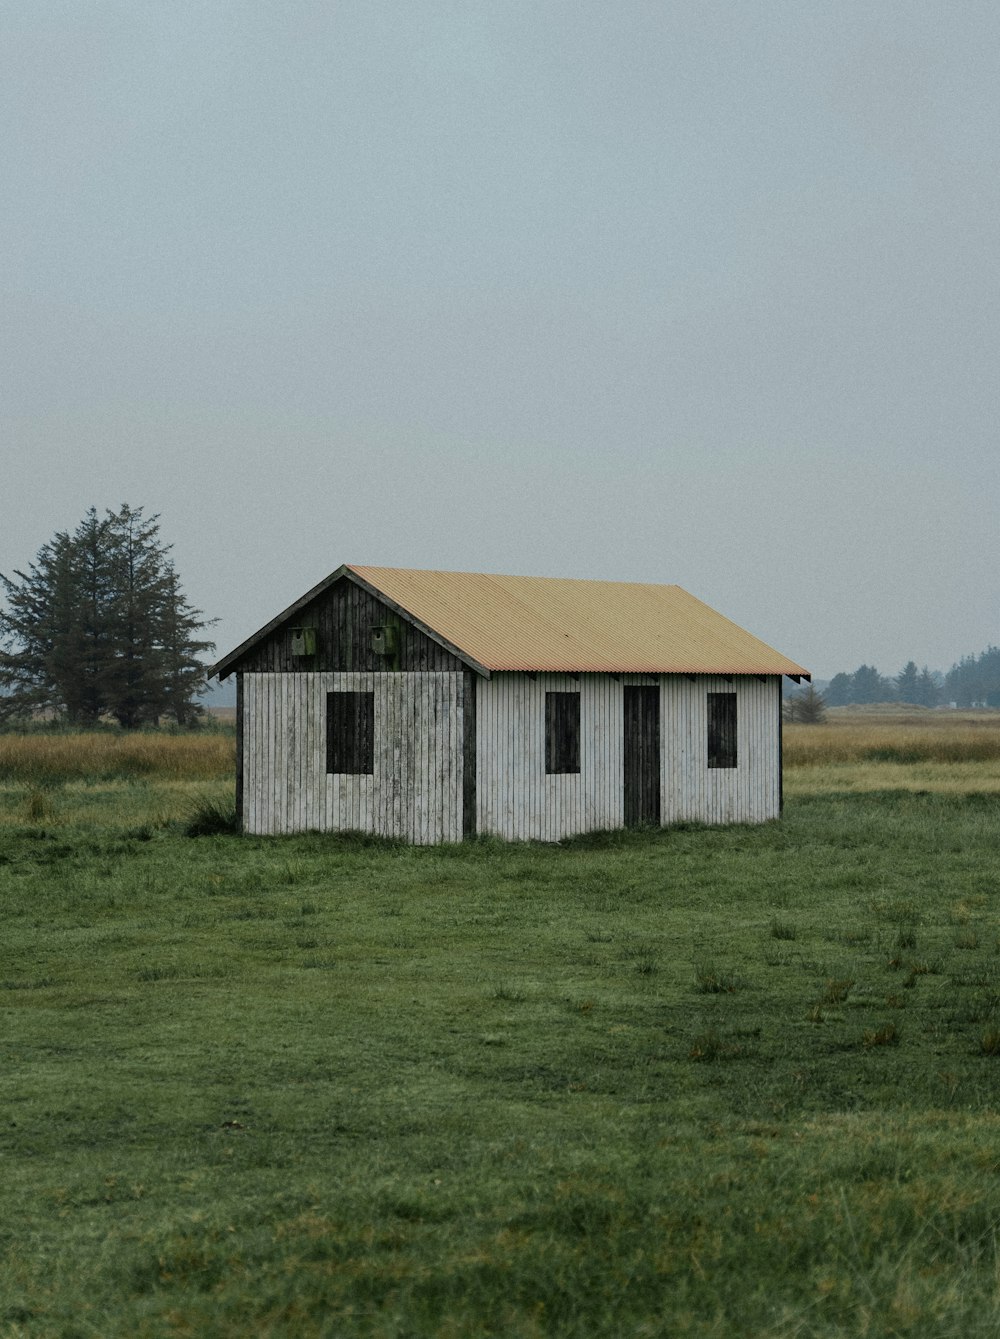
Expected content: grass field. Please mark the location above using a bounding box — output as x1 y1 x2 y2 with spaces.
2 720 1000 1336
0 730 235 832
785 709 1000 796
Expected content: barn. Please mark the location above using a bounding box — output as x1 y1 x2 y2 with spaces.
212 565 810 843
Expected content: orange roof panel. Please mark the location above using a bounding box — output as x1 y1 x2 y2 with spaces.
348 567 808 677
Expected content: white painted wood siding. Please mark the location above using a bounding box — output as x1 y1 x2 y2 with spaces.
476 674 624 841
242 672 464 842
661 675 780 826
476 673 781 841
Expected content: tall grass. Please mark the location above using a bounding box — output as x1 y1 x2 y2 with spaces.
3 713 997 813
784 714 1000 795
0 730 235 784
785 712 1000 767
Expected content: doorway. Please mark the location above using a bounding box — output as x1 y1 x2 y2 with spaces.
623 685 660 827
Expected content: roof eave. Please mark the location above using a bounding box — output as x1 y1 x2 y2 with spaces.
472 664 810 678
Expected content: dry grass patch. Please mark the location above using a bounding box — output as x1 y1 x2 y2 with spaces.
785 712 1000 767
0 731 235 784
784 711 1000 795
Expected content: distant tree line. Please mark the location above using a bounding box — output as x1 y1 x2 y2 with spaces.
0 505 215 728
945 647 1000 708
824 662 942 708
793 647 1000 714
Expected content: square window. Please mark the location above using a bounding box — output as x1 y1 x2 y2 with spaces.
707 692 737 768
546 691 580 774
327 691 374 774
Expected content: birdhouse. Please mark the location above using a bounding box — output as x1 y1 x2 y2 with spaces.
290 626 317 657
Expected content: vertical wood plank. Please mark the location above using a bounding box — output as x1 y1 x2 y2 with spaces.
240 668 783 841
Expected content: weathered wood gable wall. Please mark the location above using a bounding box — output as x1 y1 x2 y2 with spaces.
232 577 466 673
233 578 470 842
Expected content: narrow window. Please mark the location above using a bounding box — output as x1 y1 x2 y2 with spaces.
546 691 580 774
707 692 737 769
327 691 374 774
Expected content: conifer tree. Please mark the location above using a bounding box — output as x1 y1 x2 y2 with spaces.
787 683 827 723
0 505 215 727
157 561 217 727
850 664 894 704
946 648 1000 708
824 672 854 707
895 661 920 704
915 666 941 708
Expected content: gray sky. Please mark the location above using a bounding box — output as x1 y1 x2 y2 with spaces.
4 1 998 680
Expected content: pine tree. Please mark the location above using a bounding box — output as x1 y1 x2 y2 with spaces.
68 508 119 723
895 661 920 705
102 504 175 728
915 667 941 708
946 655 976 708
785 684 827 723
962 648 1000 707
0 505 215 727
157 562 217 726
825 672 854 707
850 664 894 705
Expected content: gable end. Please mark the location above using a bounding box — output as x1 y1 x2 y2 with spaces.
215 570 476 676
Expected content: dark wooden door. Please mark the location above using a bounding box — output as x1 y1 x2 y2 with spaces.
623 686 661 827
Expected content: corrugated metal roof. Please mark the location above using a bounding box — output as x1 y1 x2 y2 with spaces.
348 567 809 676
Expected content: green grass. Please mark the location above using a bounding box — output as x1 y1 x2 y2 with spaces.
3 788 1000 1334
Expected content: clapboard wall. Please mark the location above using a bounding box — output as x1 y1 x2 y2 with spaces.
475 673 781 841
242 672 464 842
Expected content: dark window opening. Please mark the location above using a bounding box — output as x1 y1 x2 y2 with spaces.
707 692 737 769
546 691 580 774
327 691 374 774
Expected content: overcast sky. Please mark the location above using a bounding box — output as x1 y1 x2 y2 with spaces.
3 2 998 680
